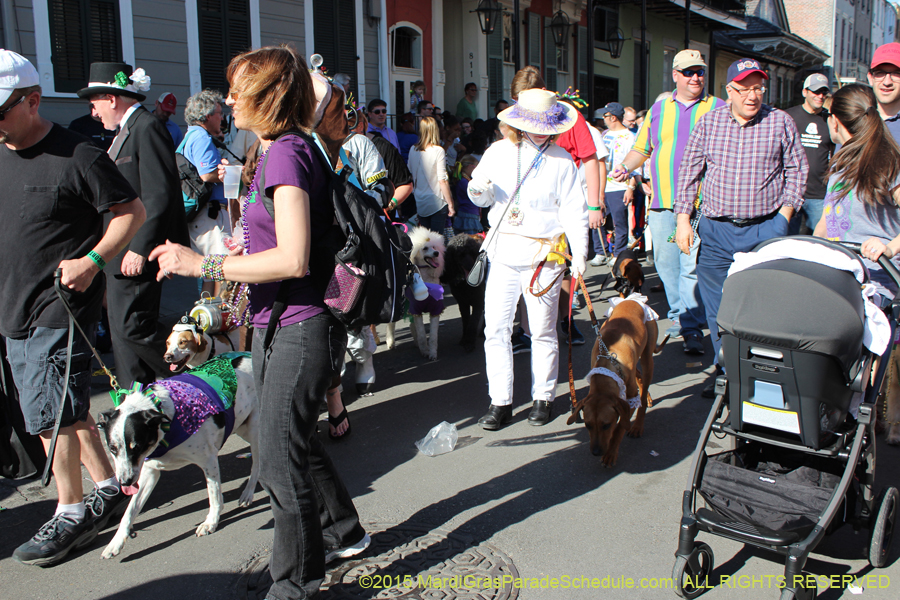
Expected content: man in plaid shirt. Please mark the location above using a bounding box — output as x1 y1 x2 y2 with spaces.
675 58 808 396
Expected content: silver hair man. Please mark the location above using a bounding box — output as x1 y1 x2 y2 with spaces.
184 89 224 126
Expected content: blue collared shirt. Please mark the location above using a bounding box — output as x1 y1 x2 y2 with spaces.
367 123 400 151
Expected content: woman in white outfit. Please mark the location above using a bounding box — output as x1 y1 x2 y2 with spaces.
408 117 456 232
468 89 589 429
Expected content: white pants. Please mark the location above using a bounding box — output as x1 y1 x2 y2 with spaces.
484 257 564 406
189 206 232 257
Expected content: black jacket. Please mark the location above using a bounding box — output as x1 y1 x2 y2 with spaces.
106 105 190 260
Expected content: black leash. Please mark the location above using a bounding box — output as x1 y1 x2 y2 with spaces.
42 270 123 487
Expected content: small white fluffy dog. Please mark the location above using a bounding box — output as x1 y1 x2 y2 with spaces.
387 227 445 360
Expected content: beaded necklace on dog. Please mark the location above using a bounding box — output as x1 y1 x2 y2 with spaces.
228 144 272 327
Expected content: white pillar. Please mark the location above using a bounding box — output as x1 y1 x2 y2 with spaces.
379 0 392 116
432 0 446 109
356 0 367 104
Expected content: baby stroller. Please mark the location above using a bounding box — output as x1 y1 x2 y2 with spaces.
673 237 900 600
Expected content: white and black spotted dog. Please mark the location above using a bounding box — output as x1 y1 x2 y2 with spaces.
96 353 260 559
386 226 446 360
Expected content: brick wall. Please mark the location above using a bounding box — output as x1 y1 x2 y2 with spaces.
784 0 835 64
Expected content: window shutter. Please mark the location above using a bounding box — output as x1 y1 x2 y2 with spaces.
544 27 557 93
487 22 504 108
313 0 358 101
578 26 588 97
199 0 251 95
528 12 541 68
48 0 121 93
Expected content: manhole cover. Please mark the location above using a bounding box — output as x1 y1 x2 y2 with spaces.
240 522 519 599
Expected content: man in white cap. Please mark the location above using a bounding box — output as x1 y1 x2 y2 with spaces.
153 92 183 146
0 49 146 566
785 73 834 234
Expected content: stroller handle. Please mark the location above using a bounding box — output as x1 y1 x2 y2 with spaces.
838 242 900 290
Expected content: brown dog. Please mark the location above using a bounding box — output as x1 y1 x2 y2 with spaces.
567 299 658 466
612 248 645 298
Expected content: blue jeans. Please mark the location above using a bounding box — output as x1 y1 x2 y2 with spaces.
646 209 704 337
453 212 482 234
697 212 790 365
5 324 96 434
252 314 364 600
418 204 449 234
788 198 825 235
606 190 629 256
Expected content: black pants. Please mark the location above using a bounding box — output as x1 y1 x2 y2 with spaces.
253 313 364 600
106 257 169 388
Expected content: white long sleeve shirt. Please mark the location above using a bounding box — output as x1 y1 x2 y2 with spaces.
469 138 588 266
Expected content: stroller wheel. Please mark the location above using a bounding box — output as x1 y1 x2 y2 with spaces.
778 575 817 600
869 486 899 568
672 541 714 599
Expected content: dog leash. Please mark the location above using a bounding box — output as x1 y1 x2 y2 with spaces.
567 269 616 415
42 270 123 487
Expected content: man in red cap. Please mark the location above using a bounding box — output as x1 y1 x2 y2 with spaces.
869 43 900 142
153 92 183 146
674 58 808 397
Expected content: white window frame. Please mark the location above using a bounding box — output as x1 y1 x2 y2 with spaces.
32 0 135 98
185 0 261 96
389 21 424 75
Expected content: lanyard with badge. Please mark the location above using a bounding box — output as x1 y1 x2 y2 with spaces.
507 139 550 226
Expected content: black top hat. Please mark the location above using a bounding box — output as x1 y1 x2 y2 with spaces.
77 62 149 101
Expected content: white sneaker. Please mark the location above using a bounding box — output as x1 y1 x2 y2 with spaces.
589 255 603 267
325 532 371 564
606 256 617 267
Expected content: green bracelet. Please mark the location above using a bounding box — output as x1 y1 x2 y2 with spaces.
587 206 602 212
87 250 106 270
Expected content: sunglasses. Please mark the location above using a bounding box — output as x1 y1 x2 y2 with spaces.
0 95 25 121
370 108 386 114
679 68 705 78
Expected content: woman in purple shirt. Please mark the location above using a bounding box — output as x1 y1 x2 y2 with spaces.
150 46 368 599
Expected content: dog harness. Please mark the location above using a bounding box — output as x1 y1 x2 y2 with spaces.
147 352 249 459
405 282 444 316
586 367 641 410
606 294 660 322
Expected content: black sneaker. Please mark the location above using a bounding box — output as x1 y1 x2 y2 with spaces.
13 513 98 567
85 485 129 531
511 327 531 354
559 319 586 346
683 334 705 355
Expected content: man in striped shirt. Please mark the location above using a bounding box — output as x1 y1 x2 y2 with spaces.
675 58 808 395
612 50 723 356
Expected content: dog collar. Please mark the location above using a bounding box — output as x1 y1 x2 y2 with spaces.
586 367 640 409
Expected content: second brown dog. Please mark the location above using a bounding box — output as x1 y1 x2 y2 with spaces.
612 248 645 298
567 299 658 466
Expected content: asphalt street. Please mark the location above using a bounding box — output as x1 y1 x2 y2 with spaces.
1 257 899 600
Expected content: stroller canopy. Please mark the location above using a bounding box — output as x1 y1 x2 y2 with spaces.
717 259 865 373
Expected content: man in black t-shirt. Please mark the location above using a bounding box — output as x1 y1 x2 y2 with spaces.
785 73 834 234
0 50 146 567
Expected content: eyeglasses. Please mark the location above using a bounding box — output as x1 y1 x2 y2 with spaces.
728 85 767 98
870 70 900 82
679 68 705 78
370 108 386 115
0 95 25 121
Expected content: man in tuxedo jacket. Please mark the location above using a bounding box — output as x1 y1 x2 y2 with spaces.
79 63 190 388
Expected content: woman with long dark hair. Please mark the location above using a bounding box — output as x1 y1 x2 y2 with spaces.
150 45 368 599
815 83 900 298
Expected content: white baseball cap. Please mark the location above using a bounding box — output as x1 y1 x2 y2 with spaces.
0 49 40 107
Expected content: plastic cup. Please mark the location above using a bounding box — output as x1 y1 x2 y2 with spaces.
222 165 243 199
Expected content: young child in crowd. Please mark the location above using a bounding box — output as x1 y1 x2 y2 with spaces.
451 154 482 234
410 80 426 113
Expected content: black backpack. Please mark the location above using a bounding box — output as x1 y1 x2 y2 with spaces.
176 131 214 221
257 131 411 329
